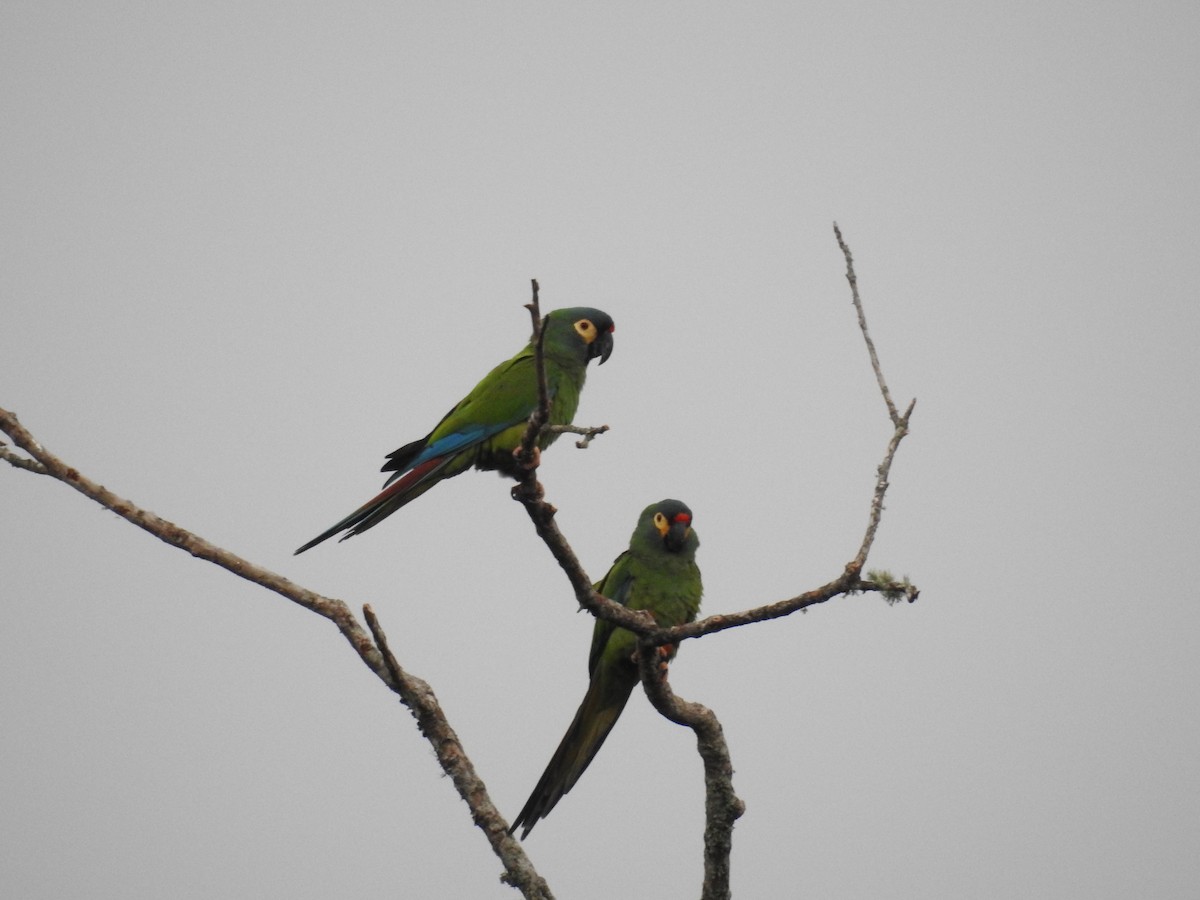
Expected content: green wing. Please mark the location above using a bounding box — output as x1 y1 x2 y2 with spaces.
588 550 635 676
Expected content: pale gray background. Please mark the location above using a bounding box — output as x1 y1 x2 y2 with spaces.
3 4 1198 898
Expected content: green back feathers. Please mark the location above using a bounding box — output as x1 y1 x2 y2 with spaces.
294 306 614 552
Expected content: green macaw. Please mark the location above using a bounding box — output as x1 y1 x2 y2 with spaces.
295 307 614 554
510 499 702 838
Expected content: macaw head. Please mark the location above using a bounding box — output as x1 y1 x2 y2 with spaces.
546 307 615 365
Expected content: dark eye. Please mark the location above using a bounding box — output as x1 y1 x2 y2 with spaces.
654 513 666 526
577 320 594 332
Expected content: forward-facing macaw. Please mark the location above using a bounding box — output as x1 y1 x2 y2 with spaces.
510 499 702 838
294 307 614 554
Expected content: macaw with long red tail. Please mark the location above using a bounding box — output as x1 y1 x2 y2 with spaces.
294 307 614 554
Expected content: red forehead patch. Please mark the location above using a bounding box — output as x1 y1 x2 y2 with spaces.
673 512 690 524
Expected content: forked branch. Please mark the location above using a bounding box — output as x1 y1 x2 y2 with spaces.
511 227 917 899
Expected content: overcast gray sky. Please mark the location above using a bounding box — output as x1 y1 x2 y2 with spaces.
3 3 1198 898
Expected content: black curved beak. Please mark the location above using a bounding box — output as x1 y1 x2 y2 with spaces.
664 519 690 552
592 328 614 365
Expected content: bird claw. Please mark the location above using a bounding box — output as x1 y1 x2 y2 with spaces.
655 643 677 671
631 642 676 673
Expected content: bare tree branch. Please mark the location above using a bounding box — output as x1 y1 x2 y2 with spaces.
0 407 370 640
546 422 610 448
0 439 47 474
852 397 914 571
638 647 742 900
364 606 555 900
646 225 919 644
0 405 555 900
650 391 916 646
514 278 551 470
835 221 900 425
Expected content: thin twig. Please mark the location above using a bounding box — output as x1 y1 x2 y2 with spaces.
515 279 551 469
0 440 47 474
835 222 900 425
546 423 610 448
852 397 914 571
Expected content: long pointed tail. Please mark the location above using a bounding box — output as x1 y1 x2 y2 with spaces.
509 668 636 839
293 456 452 554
